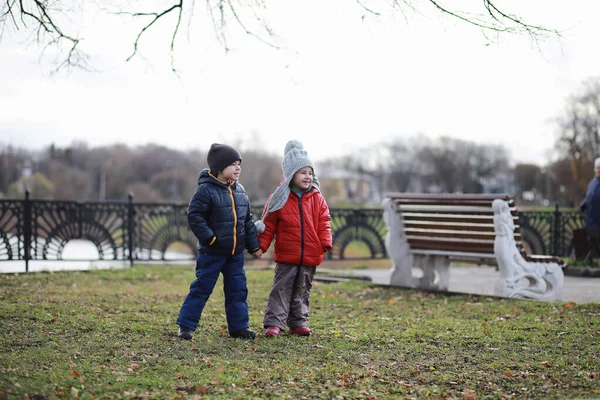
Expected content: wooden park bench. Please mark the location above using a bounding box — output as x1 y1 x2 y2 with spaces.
381 193 565 301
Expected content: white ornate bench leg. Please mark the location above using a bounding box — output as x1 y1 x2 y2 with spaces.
414 254 450 290
434 255 450 291
382 198 414 288
492 199 564 301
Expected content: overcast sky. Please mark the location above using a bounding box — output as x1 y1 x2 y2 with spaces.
1 0 599 165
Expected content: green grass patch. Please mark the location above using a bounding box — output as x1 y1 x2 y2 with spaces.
564 257 600 269
1 265 599 399
342 241 371 258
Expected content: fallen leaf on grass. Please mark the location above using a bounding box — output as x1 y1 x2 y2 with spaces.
174 385 195 394
196 385 209 394
462 389 476 400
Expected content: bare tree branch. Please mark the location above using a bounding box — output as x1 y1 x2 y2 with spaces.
356 0 380 17
169 4 183 74
205 0 228 51
225 0 278 49
427 0 559 39
4 0 88 71
116 2 183 64
1 0 561 73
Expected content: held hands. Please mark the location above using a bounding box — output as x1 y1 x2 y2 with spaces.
252 249 263 258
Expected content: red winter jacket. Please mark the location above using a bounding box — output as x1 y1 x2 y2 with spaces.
259 188 332 267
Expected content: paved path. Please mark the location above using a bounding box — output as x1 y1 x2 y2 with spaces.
318 266 600 304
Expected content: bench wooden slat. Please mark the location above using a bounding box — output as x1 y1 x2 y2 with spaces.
405 228 496 240
407 237 495 253
397 204 519 217
526 255 565 265
405 222 523 239
409 244 494 255
402 214 497 225
408 234 523 247
406 222 497 232
396 205 496 214
402 212 518 220
407 236 495 244
387 192 512 201
412 249 496 261
394 199 516 208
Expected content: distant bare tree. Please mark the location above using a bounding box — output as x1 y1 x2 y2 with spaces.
236 149 281 204
125 182 164 202
417 136 510 193
0 144 31 198
379 137 422 193
185 149 208 175
555 77 600 195
514 163 543 195
547 157 581 205
8 172 54 199
1 0 559 72
150 168 196 202
44 159 93 200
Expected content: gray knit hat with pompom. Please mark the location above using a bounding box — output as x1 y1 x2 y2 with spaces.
255 140 319 233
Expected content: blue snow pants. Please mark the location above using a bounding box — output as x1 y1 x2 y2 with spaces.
177 252 249 333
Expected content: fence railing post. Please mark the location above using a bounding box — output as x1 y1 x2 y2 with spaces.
553 204 561 257
23 190 31 273
128 193 135 267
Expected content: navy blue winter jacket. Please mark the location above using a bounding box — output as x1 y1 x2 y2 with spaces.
581 176 600 229
188 168 261 256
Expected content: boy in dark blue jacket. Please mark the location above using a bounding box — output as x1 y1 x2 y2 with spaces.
177 143 263 340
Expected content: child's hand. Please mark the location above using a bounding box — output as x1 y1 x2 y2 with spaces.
253 249 263 258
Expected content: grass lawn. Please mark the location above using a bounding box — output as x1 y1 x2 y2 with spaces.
1 264 599 399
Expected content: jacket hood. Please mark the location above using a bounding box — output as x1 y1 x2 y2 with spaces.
198 168 236 188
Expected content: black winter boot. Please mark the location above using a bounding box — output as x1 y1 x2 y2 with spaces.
229 328 256 340
178 325 193 340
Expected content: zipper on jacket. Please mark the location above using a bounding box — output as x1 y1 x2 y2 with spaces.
228 185 237 255
298 196 305 266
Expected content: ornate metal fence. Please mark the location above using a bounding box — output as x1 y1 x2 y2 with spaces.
0 193 586 272
518 206 586 256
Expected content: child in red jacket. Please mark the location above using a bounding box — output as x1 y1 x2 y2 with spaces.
255 140 332 337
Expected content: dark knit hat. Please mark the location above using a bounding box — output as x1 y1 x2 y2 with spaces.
207 143 242 173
